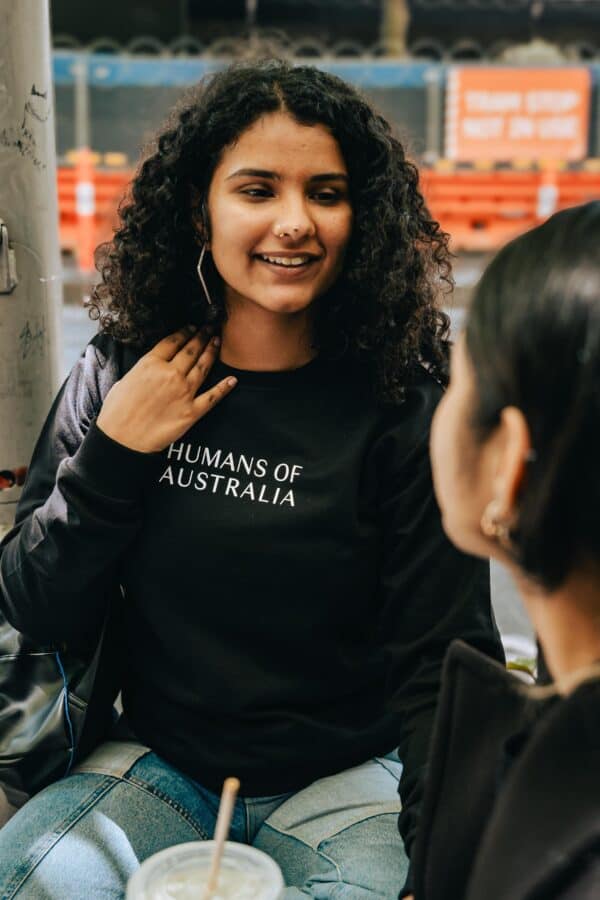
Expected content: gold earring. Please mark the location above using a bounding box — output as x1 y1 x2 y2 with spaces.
480 499 511 545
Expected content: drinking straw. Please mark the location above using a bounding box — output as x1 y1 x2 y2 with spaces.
202 777 241 899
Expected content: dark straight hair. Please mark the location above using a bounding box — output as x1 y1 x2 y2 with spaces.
465 201 600 590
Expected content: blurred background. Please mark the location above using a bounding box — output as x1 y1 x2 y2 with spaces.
45 0 600 659
53 1 600 326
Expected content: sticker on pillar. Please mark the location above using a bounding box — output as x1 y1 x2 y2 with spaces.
0 467 27 490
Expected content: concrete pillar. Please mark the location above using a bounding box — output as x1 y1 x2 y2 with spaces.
0 0 62 537
381 0 410 57
424 66 444 164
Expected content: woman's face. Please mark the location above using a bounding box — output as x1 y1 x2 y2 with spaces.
430 336 496 559
205 111 353 317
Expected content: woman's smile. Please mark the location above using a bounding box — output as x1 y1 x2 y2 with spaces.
252 250 323 276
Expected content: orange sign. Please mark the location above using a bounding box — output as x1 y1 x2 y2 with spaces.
445 67 591 162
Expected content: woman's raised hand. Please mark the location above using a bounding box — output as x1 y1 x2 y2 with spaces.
96 327 236 453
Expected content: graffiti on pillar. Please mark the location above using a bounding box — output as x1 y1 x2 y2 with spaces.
18 319 46 360
0 84 49 169
22 84 50 128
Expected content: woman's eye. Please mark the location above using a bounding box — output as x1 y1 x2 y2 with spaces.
312 190 342 203
240 187 272 199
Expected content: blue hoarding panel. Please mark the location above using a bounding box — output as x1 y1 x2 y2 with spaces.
52 52 438 89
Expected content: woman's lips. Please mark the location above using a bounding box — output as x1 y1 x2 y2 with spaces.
253 253 321 277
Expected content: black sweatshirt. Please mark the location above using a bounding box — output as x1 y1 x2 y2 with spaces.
0 333 503 855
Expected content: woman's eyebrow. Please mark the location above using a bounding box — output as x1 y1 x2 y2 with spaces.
225 168 348 182
310 173 349 183
226 168 279 180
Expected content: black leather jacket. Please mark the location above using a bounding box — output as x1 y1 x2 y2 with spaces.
411 640 600 900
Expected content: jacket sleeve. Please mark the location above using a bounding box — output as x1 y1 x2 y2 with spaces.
545 851 600 900
0 335 158 646
371 370 504 864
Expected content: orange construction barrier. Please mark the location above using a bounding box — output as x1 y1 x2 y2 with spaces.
420 167 600 252
58 165 131 268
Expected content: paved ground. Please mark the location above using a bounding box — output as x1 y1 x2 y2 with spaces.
61 299 535 661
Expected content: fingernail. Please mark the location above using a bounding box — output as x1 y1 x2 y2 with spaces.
227 377 237 387
212 336 221 347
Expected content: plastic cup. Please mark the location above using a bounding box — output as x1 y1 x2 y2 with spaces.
126 840 285 900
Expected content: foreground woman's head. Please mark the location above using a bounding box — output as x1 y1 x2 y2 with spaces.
431 202 600 592
91 58 451 401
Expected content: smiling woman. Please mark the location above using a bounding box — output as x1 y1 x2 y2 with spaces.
0 59 502 899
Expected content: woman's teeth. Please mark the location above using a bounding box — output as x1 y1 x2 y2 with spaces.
258 254 312 268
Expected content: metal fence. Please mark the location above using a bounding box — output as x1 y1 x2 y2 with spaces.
52 32 600 62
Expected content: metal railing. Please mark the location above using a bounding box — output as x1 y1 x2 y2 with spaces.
51 33 600 62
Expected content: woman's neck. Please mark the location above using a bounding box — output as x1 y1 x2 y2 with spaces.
219 303 315 372
516 565 600 686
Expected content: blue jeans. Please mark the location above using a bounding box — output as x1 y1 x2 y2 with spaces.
0 741 408 898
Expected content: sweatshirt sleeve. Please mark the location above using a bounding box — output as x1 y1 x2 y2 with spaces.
371 369 504 862
0 335 159 646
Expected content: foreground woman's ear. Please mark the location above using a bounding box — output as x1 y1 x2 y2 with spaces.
479 405 532 551
490 404 532 526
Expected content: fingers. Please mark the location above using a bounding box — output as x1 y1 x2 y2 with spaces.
151 325 199 362
192 376 238 419
146 325 237 426
168 330 216 377
185 335 222 385
153 327 219 380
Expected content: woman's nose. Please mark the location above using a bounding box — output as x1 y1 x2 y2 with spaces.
272 200 316 240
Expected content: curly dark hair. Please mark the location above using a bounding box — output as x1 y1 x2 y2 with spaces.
90 59 452 402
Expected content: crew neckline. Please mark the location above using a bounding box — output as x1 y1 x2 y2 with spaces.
212 355 326 389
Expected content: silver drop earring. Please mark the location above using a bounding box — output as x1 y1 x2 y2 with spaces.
196 243 213 306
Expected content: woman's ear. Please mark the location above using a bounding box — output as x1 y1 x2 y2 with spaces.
492 405 532 517
190 187 210 247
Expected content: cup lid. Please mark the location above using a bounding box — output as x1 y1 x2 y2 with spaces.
126 840 284 899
